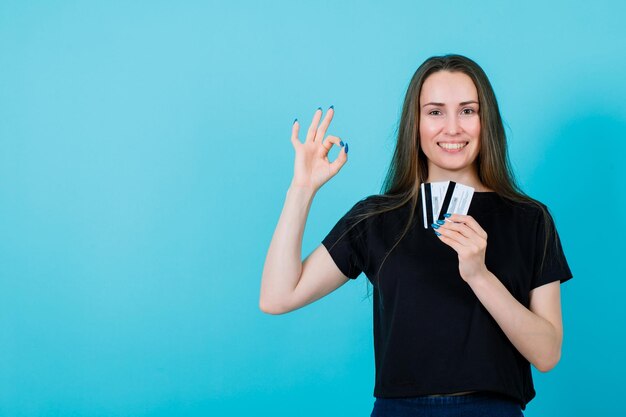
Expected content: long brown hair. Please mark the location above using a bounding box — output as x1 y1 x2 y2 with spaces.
328 54 560 305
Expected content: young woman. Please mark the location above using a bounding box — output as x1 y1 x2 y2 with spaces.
259 54 573 417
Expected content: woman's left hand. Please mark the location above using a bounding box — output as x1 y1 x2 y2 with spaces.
434 213 489 283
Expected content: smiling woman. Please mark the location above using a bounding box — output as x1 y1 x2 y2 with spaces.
259 54 573 417
419 71 485 188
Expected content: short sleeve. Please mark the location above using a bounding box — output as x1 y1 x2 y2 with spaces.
530 207 573 290
321 199 371 279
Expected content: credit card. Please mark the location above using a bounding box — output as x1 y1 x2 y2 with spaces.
420 181 475 228
436 181 475 220
430 181 449 221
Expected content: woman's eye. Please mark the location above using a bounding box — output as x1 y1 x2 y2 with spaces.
462 108 477 115
429 110 442 116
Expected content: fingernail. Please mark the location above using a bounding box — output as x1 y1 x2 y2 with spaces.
436 219 445 225
293 118 298 124
444 213 452 218
317 106 322 111
435 231 441 236
345 143 349 153
340 140 344 147
431 223 439 229
329 105 334 109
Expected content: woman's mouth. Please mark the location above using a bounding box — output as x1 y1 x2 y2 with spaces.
438 142 469 152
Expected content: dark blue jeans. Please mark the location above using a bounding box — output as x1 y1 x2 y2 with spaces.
370 392 524 417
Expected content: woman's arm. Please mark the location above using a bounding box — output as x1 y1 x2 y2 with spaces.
434 212 564 372
259 184 316 314
467 275 563 372
259 107 349 314
260 185 350 314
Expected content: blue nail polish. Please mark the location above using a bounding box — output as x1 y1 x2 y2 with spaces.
345 143 349 153
317 106 322 111
340 140 344 147
444 213 451 218
431 223 439 229
436 219 445 225
329 105 334 109
435 231 441 236
293 118 298 124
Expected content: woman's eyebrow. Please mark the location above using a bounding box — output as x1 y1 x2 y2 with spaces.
422 100 479 108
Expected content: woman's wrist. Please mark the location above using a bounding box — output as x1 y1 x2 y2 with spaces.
288 182 318 198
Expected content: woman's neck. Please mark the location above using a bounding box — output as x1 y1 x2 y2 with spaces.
425 168 493 192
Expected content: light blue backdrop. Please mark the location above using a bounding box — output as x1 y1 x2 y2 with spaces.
1 1 624 416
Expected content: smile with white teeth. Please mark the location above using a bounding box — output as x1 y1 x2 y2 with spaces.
438 142 469 150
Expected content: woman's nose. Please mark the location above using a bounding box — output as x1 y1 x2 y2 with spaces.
445 116 460 135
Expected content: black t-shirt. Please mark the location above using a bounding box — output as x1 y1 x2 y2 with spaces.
321 191 573 410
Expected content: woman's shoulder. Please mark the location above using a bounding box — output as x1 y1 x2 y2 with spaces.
354 193 413 212
495 194 555 226
344 193 410 223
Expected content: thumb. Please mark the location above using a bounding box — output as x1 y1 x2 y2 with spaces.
328 140 348 176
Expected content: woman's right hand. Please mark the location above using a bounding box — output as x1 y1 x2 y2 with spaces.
290 106 348 192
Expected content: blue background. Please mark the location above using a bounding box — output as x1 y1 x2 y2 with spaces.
1 1 624 416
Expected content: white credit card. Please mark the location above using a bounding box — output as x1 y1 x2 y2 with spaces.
430 181 449 221
420 181 475 228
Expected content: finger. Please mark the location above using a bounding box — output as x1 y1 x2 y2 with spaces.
438 229 482 261
446 214 487 239
320 134 340 154
291 118 300 148
325 136 348 175
314 106 334 143
436 231 464 253
435 226 472 247
439 220 474 240
305 107 323 143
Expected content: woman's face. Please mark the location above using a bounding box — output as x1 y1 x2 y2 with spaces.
418 70 481 176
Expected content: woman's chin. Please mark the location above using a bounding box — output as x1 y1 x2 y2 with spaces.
431 161 475 173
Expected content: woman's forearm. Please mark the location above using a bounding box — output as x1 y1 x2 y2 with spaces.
467 271 561 372
259 184 317 313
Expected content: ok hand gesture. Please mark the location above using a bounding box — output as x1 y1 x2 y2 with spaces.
290 106 348 192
